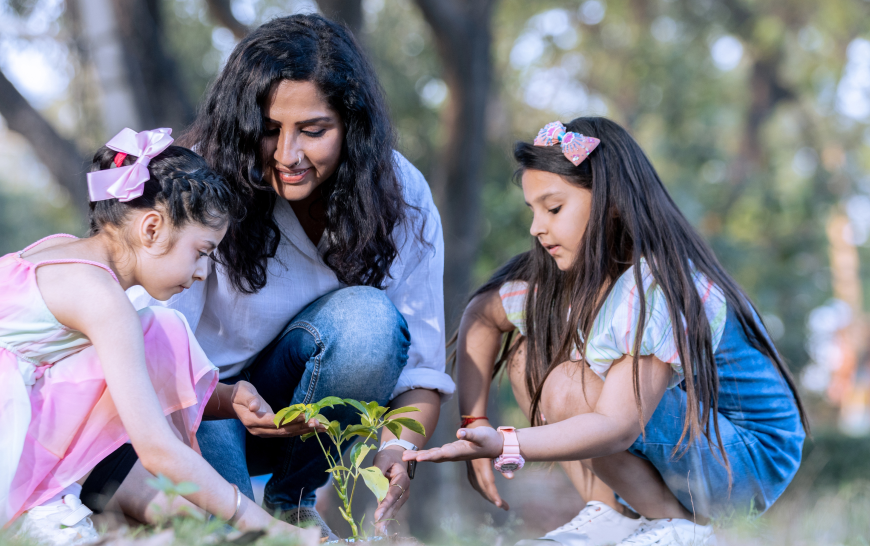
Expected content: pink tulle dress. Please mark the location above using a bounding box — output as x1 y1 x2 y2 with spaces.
0 234 218 526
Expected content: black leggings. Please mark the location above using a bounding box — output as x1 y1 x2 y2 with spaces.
81 444 138 513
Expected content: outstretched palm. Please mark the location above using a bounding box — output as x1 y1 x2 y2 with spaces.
404 426 503 463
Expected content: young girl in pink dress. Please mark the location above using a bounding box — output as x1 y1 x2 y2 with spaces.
0 128 317 545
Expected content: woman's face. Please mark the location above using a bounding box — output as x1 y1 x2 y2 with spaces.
261 80 345 202
522 169 593 271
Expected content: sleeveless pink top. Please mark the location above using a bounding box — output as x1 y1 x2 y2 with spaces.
0 234 217 526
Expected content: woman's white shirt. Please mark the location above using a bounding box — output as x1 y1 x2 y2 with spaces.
129 151 455 400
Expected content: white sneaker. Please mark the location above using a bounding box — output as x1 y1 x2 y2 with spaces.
515 501 645 546
617 518 715 546
15 493 100 546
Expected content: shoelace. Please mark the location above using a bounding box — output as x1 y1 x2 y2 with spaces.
620 521 670 545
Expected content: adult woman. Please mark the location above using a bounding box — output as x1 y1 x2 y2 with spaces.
121 14 453 538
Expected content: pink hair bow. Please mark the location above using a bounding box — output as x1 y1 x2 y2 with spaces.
86 128 174 202
533 121 600 166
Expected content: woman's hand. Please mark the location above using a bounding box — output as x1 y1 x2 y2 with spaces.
231 381 325 438
403 427 504 463
372 446 411 535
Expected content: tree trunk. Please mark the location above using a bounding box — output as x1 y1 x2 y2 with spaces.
204 0 249 40
0 68 90 216
403 0 496 539
70 0 194 136
69 0 143 136
111 0 196 130
415 0 496 328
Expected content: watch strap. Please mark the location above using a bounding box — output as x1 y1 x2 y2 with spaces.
378 439 418 452
497 426 521 457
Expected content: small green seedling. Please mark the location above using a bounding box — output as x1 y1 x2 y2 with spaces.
274 397 425 539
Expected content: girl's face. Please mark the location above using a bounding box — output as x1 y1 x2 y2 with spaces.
261 80 345 202
135 214 227 301
522 169 593 271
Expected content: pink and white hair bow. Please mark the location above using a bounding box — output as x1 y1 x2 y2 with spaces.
86 127 174 202
533 121 600 166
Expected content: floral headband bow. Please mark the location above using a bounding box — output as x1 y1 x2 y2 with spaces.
533 121 600 166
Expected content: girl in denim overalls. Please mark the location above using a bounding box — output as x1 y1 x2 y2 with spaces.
406 117 807 546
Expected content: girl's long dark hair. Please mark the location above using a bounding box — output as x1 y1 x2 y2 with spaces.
467 117 808 469
180 14 405 293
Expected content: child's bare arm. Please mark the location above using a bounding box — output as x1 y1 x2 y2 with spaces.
37 264 298 532
407 354 672 464
455 289 517 509
457 289 516 423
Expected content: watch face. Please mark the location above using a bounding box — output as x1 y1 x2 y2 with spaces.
500 462 520 472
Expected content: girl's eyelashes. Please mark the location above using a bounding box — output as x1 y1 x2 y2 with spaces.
549 205 562 214
302 128 325 137
198 251 210 258
263 127 279 136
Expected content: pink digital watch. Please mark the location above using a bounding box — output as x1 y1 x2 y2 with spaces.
493 426 525 474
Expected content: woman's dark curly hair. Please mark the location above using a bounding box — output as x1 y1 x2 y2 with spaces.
88 145 238 239
179 13 406 293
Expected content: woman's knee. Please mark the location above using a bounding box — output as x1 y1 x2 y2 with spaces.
307 286 408 346
299 287 409 382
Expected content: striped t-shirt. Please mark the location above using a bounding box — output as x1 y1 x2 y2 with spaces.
499 259 728 387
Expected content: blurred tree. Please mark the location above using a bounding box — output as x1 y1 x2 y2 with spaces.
69 0 195 133
415 0 497 326
0 69 89 214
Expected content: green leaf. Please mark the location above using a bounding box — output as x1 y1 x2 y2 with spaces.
313 413 330 425
300 431 316 442
359 466 390 502
349 442 364 469
326 466 350 473
343 399 367 414
274 408 303 427
373 406 389 421
352 444 373 469
327 420 341 436
384 420 403 439
316 396 346 409
173 481 200 496
387 417 426 436
383 406 421 420
344 424 377 440
365 400 380 417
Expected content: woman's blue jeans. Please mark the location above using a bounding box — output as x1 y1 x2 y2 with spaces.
195 286 410 511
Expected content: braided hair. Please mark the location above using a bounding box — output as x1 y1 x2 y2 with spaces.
88 145 239 242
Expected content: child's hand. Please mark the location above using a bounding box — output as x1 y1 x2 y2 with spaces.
402 426 504 463
467 458 510 509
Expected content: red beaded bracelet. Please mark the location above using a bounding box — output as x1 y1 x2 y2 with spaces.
460 415 489 428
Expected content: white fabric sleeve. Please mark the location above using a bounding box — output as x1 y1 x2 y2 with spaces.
126 261 210 333
499 280 530 336
583 261 726 388
386 154 455 401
